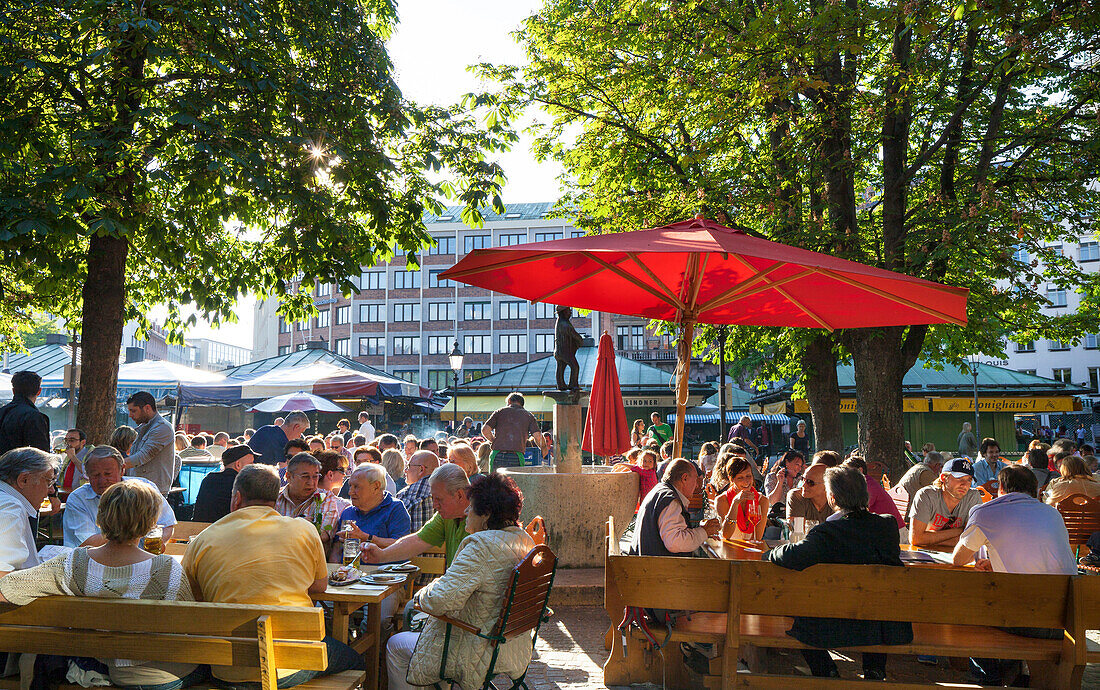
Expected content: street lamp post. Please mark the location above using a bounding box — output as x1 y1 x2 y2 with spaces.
968 354 981 442
449 341 464 433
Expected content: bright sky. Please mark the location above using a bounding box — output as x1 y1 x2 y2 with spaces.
182 0 559 348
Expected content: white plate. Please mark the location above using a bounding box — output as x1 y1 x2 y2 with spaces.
363 573 406 585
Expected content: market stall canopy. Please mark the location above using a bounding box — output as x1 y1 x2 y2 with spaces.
179 360 431 405
117 360 225 387
249 391 351 413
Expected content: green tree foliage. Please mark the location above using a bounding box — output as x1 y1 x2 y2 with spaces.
484 0 1100 468
0 0 515 440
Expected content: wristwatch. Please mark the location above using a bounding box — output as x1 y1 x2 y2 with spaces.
365 534 374 543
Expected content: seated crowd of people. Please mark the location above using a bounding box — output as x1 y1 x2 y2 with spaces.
620 428 1090 685
0 387 551 690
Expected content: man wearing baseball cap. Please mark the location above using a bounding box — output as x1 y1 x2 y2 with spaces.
908 457 983 548
193 444 259 523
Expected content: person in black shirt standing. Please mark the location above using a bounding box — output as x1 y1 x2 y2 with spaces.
192 445 259 522
0 371 50 455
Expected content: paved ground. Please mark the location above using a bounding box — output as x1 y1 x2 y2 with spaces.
524 606 1100 689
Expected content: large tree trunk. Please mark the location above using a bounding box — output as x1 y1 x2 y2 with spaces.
75 233 128 444
802 335 843 452
844 325 925 478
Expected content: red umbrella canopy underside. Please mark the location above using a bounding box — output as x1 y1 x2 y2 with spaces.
441 217 968 329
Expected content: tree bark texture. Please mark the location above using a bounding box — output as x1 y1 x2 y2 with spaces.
76 233 128 444
802 335 843 453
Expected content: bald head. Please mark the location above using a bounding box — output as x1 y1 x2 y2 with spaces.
406 450 441 484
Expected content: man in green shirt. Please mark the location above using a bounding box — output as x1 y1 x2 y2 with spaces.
360 463 469 568
647 411 673 445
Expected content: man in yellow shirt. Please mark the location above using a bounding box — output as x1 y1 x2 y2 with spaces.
183 464 364 687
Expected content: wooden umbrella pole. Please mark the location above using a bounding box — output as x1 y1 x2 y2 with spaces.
674 319 695 459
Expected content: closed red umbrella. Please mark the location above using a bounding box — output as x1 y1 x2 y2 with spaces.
582 333 631 458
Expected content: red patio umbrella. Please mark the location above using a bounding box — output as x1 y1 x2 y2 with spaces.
582 332 631 458
442 216 968 456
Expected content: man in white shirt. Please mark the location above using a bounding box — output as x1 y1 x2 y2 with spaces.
357 412 375 443
629 459 720 556
952 464 1076 686
207 432 230 460
64 446 176 547
0 447 59 576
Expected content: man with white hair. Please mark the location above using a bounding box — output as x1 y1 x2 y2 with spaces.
332 464 410 561
63 446 176 547
0 447 59 575
208 432 231 460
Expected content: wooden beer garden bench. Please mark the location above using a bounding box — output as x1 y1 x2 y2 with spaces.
0 597 367 690
604 518 1097 688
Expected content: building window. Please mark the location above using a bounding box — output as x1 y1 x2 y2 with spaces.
463 235 489 252
533 302 556 320
499 334 527 353
427 336 451 355
1012 247 1028 263
393 303 421 321
428 302 455 321
1049 243 1064 256
297 321 306 331
1049 339 1070 351
464 301 491 320
534 333 553 353
360 271 385 290
278 345 291 356
392 336 420 355
393 270 421 289
498 233 526 247
427 370 452 390
278 318 290 334
334 338 350 356
616 325 644 350
394 370 419 384
315 310 330 328
359 304 384 323
1053 368 1072 384
296 343 307 351
534 231 563 243
571 230 586 238
1081 241 1100 262
428 270 454 288
1090 367 1100 392
1015 340 1035 353
359 337 384 356
1046 288 1067 308
464 369 490 382
317 281 331 296
335 306 350 325
464 334 491 354
499 301 527 320
429 236 456 255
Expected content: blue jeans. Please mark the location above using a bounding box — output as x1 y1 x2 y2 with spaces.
117 665 209 690
213 635 365 690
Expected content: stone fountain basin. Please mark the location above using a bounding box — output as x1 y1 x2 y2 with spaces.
500 465 638 568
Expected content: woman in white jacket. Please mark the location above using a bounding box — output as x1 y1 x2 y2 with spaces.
387 472 536 689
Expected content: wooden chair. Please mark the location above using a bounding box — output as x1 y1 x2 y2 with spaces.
978 485 996 503
981 479 999 496
525 516 547 546
415 545 557 690
686 480 706 514
887 484 909 521
171 520 212 541
410 544 447 577
1056 493 1100 559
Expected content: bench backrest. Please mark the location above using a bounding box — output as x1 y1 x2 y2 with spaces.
0 597 327 690
525 516 548 546
734 561 1073 629
888 484 909 518
1055 493 1100 547
493 545 557 640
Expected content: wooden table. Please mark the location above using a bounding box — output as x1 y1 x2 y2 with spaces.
320 563 405 690
705 537 973 570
